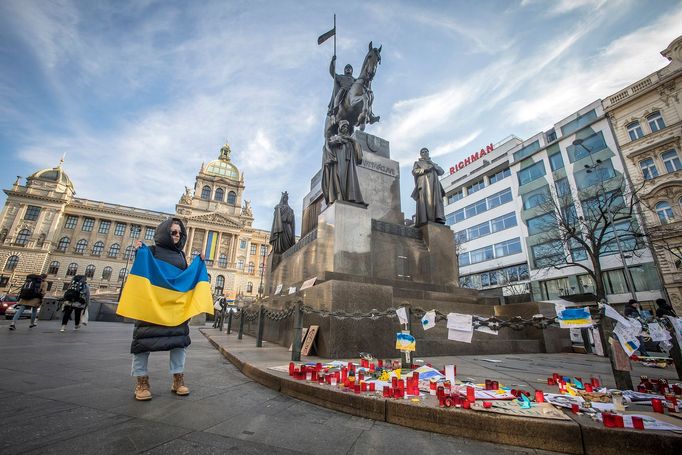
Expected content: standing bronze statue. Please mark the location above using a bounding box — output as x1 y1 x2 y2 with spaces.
411 148 446 226
322 120 364 206
270 192 296 255
325 42 382 138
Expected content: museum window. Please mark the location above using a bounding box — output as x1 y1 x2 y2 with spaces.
24 205 41 221
98 220 111 234
48 261 60 275
218 254 228 268
214 188 224 201
64 215 78 229
108 243 120 258
656 201 675 224
75 239 87 254
201 185 211 200
215 275 225 293
549 152 564 171
250 243 257 255
16 229 30 246
240 239 247 249
661 149 682 173
4 255 19 271
227 191 237 204
82 217 95 232
0 228 7 243
466 179 485 195
647 111 665 132
102 266 112 280
144 227 155 240
246 282 253 293
92 241 104 256
85 265 96 278
118 268 127 281
488 168 510 185
57 236 70 252
260 245 268 256
66 263 78 276
517 161 546 186
639 158 659 180
123 245 134 260
114 222 126 236
627 121 644 141
247 262 255 274
237 259 244 270
259 262 265 274
131 225 141 239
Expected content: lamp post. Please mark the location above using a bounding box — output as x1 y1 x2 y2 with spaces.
257 247 266 297
573 139 637 300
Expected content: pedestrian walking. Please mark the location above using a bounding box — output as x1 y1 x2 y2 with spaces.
128 218 199 401
9 273 47 330
60 275 90 332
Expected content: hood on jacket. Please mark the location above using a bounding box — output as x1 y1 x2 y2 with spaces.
71 274 87 284
154 218 187 252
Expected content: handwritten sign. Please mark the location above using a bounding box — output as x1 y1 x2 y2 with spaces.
301 325 319 356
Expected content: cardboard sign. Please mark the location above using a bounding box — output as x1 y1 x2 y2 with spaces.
300 276 317 290
274 284 283 295
301 325 319 356
288 327 308 352
471 400 571 421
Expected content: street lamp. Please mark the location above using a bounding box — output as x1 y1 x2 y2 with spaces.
257 248 266 297
573 139 637 300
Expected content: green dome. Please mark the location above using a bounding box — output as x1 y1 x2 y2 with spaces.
29 166 74 189
205 144 240 180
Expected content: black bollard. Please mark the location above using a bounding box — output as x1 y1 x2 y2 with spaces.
238 310 244 340
256 305 265 347
227 309 233 334
292 301 303 362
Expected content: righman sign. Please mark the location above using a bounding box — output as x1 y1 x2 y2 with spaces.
449 143 494 174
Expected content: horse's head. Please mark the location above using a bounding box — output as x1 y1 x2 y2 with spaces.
360 41 382 81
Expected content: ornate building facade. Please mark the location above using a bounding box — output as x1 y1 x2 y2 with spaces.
603 35 682 312
0 145 270 299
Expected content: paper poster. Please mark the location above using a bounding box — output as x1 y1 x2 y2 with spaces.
300 276 317 290
445 364 456 384
667 316 682 347
591 327 605 356
602 303 630 326
613 321 640 356
475 325 498 335
396 307 409 325
274 284 283 295
396 332 416 351
447 313 473 330
421 310 436 330
647 322 671 342
610 337 632 371
288 286 297 295
544 393 584 409
557 307 593 328
412 365 443 380
599 413 682 431
471 401 570 420
448 328 473 343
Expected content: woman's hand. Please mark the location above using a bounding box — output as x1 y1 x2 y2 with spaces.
134 240 143 250
200 252 205 261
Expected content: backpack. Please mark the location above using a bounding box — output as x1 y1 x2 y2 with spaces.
64 280 87 303
19 275 43 300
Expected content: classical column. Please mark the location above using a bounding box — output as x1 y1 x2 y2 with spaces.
216 231 223 263
186 227 195 256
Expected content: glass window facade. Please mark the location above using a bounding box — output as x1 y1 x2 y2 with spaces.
527 213 556 236
513 140 541 162
65 215 78 229
114 222 126 236
24 205 41 221
532 241 565 268
447 190 463 204
574 160 615 189
466 180 485 195
639 158 659 180
662 149 682 173
647 111 665 132
549 152 564 171
568 131 607 162
459 237 522 266
522 186 550 210
82 218 95 232
560 109 597 136
98 220 111 234
627 121 644 141
518 161 546 186
488 168 511 184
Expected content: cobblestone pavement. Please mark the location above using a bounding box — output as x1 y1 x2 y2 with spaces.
0 320 570 454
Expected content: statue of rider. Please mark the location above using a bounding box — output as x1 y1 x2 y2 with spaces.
328 55 355 117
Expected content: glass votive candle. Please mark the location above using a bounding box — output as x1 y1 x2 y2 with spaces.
571 404 580 414
535 390 545 403
383 385 391 398
437 386 444 398
413 372 420 382
438 395 445 407
378 359 384 368
361 382 367 392
467 386 476 402
491 381 499 390
369 382 376 392
652 398 665 414
444 396 453 408
331 376 338 386
392 377 398 388
453 396 462 408
584 384 593 392
547 377 556 385
483 401 493 408
591 376 601 388
485 379 492 390
631 416 645 430
462 399 471 409
289 362 295 376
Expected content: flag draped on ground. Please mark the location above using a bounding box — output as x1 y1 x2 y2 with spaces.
116 244 213 326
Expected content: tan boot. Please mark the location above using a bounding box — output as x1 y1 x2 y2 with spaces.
171 373 189 396
134 376 152 401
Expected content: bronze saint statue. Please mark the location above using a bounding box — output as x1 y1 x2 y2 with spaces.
270 192 295 255
325 42 382 138
411 148 446 226
322 120 364 206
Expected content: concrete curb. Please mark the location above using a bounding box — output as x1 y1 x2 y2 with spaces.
201 329 682 455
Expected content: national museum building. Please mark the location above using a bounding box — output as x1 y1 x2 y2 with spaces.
0 144 270 299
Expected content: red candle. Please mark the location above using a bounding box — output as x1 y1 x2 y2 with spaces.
378 359 384 368
437 386 444 399
483 401 492 408
652 398 665 414
571 404 580 414
413 372 420 382
438 395 445 407
369 382 376 392
444 396 453 408
602 413 615 427
547 377 556 385
354 384 361 394
631 416 645 430
584 384 593 392
462 399 471 409
467 386 476 402
591 376 601 388
289 362 295 376
361 382 367 392
535 390 545 403
369 363 375 372
485 379 491 390
491 381 499 390
383 386 391 398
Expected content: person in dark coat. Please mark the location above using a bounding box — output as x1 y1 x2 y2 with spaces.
655 298 677 318
60 275 90 332
130 217 195 401
9 273 47 330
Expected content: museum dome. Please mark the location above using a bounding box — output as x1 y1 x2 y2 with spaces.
204 143 240 180
28 164 74 190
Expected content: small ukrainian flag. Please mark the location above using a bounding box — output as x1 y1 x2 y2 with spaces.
117 244 214 326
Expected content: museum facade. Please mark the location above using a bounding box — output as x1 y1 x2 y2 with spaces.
0 144 270 299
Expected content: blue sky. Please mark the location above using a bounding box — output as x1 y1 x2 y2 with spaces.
1 0 681 234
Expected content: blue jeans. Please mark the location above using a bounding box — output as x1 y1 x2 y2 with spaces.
12 305 37 324
131 348 186 377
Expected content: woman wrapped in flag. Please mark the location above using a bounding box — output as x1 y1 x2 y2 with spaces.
117 218 213 401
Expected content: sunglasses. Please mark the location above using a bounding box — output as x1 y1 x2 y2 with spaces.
170 230 181 236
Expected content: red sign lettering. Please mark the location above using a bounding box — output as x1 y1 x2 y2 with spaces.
449 143 495 174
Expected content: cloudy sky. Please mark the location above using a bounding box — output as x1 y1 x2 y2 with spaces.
1 0 681 233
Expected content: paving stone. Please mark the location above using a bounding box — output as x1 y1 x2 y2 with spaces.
142 431 305 455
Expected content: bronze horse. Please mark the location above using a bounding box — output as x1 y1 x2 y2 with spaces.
326 41 381 138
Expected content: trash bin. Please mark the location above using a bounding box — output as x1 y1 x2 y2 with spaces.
38 298 60 321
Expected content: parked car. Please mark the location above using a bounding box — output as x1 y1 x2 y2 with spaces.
5 303 38 320
0 294 19 316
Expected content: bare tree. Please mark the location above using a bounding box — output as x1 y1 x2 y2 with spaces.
530 174 644 300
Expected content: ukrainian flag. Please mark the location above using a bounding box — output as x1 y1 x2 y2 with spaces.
116 244 214 326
